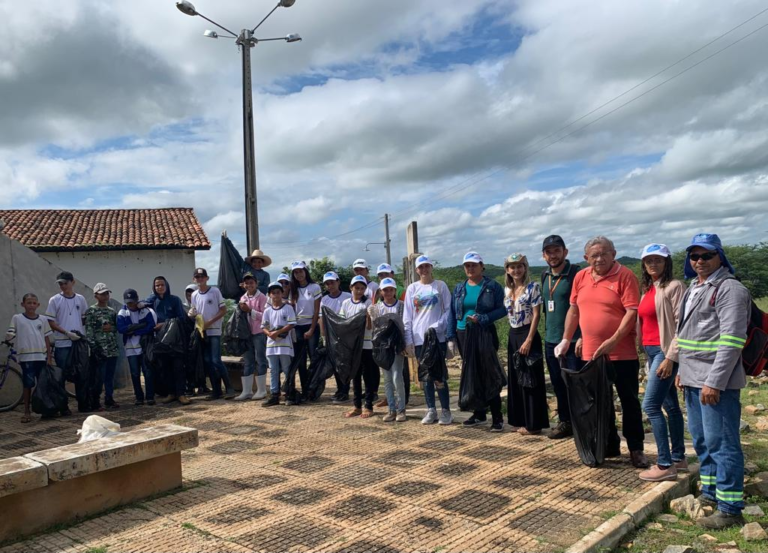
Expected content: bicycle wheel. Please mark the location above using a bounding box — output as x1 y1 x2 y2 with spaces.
0 365 24 412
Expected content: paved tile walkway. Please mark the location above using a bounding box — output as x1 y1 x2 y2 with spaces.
0 382 657 553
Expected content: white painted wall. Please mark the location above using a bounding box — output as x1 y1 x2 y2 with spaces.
39 249 198 301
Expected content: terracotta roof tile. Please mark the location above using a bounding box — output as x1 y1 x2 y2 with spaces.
0 208 211 251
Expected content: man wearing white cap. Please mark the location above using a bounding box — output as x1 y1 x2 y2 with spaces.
353 259 379 302
243 250 272 295
319 271 352 403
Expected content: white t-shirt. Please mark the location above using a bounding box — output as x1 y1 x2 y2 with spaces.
45 293 88 348
261 304 297 357
340 297 372 349
320 291 351 319
192 287 226 337
365 281 379 302
368 299 405 334
7 314 52 362
294 283 322 327
403 280 452 346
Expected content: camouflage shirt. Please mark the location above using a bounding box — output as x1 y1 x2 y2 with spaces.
85 305 119 358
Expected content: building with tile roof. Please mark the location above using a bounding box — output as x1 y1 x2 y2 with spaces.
0 208 211 299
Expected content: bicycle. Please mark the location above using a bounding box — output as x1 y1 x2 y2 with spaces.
0 341 25 412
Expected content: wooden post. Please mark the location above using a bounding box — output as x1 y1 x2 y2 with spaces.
405 221 421 385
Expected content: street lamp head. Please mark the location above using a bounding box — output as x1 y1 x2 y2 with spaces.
279 0 296 7
176 0 197 16
286 33 302 43
203 29 219 38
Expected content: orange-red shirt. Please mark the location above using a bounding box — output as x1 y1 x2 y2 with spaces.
570 263 640 361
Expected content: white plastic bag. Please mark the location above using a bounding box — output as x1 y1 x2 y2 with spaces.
77 415 121 443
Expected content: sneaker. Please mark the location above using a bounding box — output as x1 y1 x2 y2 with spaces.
421 408 439 425
382 412 397 423
160 395 177 404
134 399 145 406
396 411 407 423
490 421 504 432
638 465 678 482
332 394 350 405
203 394 222 401
674 458 690 472
224 389 237 400
262 395 280 407
438 409 453 425
105 399 120 409
697 510 745 529
146 399 156 406
178 395 191 406
285 398 296 406
463 415 487 427
548 421 573 440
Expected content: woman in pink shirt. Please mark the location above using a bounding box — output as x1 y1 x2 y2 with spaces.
235 273 268 400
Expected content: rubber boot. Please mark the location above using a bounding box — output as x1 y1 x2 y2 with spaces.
253 374 267 400
234 375 254 401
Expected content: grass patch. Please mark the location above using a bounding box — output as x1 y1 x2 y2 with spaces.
85 547 108 553
181 522 211 537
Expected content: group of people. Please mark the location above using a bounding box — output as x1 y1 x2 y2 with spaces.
5 232 752 529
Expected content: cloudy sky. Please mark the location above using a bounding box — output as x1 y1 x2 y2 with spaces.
3 0 768 278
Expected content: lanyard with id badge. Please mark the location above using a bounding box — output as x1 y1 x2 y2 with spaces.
547 272 565 313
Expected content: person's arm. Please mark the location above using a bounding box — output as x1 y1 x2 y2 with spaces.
84 309 97 349
520 303 541 356
5 315 16 343
45 334 53 365
45 298 67 335
664 281 685 364
403 286 415 350
592 308 637 359
435 281 453 336
476 281 507 326
306 292 321 338
204 292 227 330
116 311 130 335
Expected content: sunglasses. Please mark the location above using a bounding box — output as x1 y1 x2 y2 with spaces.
690 252 718 262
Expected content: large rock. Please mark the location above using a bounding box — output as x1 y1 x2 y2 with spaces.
669 494 706 520
745 405 765 415
744 505 765 517
755 417 768 432
741 522 768 541
740 419 750 433
662 546 693 553
658 514 678 523
745 472 768 498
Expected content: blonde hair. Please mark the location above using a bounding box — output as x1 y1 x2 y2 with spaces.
504 253 530 294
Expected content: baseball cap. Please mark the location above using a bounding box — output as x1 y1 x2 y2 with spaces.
123 289 139 303
193 267 208 278
267 281 284 293
542 235 566 251
641 243 671 259
291 261 307 271
350 275 368 287
323 271 340 282
93 283 111 295
352 259 368 269
686 233 722 252
415 255 433 268
242 272 256 281
376 263 393 275
55 271 74 283
380 277 397 290
277 273 291 283
463 252 483 264
185 283 198 292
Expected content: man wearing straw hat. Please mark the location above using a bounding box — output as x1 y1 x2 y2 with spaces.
243 249 272 295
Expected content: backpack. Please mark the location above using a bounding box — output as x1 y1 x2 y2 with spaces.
710 279 768 377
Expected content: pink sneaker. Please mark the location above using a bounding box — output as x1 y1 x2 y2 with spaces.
639 465 678 482
674 459 689 472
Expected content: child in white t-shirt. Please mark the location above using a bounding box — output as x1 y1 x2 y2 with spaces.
261 282 297 407
5 293 54 423
319 271 352 404
289 261 322 401
341 275 378 419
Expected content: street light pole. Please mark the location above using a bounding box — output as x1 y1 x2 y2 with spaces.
238 29 259 251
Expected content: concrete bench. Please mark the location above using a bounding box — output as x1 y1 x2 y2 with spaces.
0 424 197 543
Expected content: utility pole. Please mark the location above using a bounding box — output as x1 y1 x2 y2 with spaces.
384 213 392 266
238 29 259 252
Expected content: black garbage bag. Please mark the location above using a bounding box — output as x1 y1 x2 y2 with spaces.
307 346 334 400
418 328 446 382
218 234 245 300
322 306 366 385
372 318 404 370
155 318 187 356
31 364 69 416
512 350 544 389
67 333 90 384
187 328 206 385
562 356 615 468
458 323 506 412
281 338 307 403
141 333 157 369
223 310 251 357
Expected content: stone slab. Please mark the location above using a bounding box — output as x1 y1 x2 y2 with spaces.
0 456 47 499
23 424 197 481
0 452 181 543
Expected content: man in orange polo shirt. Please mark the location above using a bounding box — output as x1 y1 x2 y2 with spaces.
557 236 648 469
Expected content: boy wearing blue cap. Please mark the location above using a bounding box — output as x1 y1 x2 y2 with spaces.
677 233 751 529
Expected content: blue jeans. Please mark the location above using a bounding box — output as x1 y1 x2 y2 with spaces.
685 387 744 515
97 356 118 401
243 333 268 377
382 354 406 412
416 343 450 410
128 354 153 401
20 361 45 389
204 335 230 396
54 346 72 375
545 341 583 423
269 355 292 394
642 346 685 467
295 324 319 396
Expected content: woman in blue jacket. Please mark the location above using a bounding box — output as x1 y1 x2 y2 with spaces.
448 252 507 431
142 276 190 405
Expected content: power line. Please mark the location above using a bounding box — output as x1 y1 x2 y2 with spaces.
270 216 385 245
389 9 768 224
